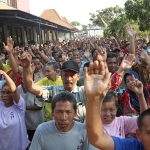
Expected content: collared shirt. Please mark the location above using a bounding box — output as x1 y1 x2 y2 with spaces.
38 85 86 122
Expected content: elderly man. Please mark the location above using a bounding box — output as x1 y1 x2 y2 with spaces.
29 92 98 150
21 52 86 122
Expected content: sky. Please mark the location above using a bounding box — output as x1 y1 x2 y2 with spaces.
30 0 127 25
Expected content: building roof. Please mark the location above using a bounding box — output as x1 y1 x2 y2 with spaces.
0 3 17 10
40 9 77 31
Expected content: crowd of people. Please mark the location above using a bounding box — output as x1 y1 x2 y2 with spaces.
0 24 150 150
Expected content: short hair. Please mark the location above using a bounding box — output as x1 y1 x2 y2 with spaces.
2 82 8 90
51 92 77 112
137 108 150 130
32 57 40 61
103 91 118 108
107 52 117 60
72 57 81 62
46 61 60 70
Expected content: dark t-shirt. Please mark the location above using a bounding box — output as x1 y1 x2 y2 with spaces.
112 136 144 150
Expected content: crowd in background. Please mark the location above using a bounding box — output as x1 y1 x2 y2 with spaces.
0 24 150 150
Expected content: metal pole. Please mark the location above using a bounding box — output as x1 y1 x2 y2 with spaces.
39 18 41 50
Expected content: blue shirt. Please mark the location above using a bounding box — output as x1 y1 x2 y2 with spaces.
112 136 144 150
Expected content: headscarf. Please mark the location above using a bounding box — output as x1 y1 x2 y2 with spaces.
124 71 148 112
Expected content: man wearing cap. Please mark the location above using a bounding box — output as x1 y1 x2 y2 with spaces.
21 52 86 122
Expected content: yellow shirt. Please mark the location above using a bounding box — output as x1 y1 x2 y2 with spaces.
3 64 11 72
36 76 63 121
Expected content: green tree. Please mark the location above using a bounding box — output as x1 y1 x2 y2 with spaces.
89 5 125 28
70 21 80 26
125 0 150 31
82 25 87 30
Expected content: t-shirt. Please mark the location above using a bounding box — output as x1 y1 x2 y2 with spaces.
103 116 138 138
33 69 45 83
39 85 86 122
29 121 98 150
3 63 11 72
0 97 30 150
36 76 63 121
17 85 45 130
112 136 144 150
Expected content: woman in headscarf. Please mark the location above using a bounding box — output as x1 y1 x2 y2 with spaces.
118 70 150 116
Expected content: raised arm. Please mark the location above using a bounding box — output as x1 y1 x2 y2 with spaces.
130 75 148 114
84 61 115 150
111 54 135 90
137 49 150 67
20 52 43 97
33 48 50 63
0 70 20 103
126 25 136 56
3 37 18 74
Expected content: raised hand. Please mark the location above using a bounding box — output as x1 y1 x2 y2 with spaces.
137 49 149 61
119 54 135 71
126 24 136 37
129 75 143 95
95 46 107 62
3 37 14 53
84 49 90 58
20 51 32 68
84 60 111 98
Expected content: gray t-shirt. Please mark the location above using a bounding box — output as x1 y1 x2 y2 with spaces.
29 120 98 150
17 85 45 130
39 85 86 122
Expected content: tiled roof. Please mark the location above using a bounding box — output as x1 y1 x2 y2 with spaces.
40 9 77 30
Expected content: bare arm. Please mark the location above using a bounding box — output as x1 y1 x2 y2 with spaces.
84 61 115 150
21 52 43 97
26 105 42 110
131 76 148 114
3 37 18 74
34 49 50 63
1 70 20 103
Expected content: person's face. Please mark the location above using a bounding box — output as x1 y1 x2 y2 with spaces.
52 101 76 132
106 57 117 74
73 58 82 67
53 52 59 60
136 115 150 150
45 65 58 81
1 85 13 107
125 75 135 90
32 59 41 73
57 58 65 68
68 52 73 60
73 51 80 58
61 70 80 91
101 101 117 124
104 44 111 51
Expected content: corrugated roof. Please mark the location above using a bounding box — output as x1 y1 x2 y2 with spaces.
40 9 77 30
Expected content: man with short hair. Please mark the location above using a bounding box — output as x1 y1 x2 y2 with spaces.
21 52 86 122
29 92 98 150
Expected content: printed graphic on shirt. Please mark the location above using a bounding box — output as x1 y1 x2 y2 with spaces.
77 139 84 150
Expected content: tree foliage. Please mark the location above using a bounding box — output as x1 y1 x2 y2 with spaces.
70 21 81 26
125 0 150 31
89 5 125 28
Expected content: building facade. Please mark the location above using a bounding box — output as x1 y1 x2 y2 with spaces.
0 1 77 47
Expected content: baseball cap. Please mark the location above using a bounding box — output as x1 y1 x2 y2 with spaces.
61 60 79 73
113 47 121 51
